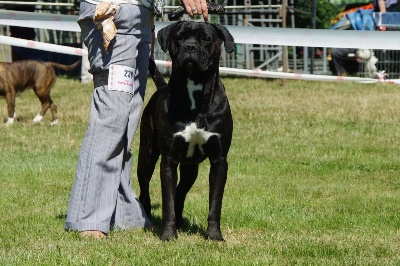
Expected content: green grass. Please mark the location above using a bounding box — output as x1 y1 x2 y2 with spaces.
0 76 399 265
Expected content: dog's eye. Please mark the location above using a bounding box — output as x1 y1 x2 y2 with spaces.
201 36 211 43
175 36 184 42
174 37 183 48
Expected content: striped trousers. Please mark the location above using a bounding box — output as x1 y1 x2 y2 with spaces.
65 1 152 234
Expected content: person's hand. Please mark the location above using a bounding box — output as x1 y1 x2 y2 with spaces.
181 0 209 21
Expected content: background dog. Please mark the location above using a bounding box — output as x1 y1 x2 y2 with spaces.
356 49 378 78
0 60 80 126
138 21 235 241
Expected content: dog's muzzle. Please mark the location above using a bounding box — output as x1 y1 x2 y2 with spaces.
185 41 197 53
178 41 207 73
178 41 203 73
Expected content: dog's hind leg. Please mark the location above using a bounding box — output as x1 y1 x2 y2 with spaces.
32 98 49 123
33 90 57 124
49 102 58 125
33 76 58 124
137 144 159 218
175 164 199 228
5 115 15 126
137 117 160 218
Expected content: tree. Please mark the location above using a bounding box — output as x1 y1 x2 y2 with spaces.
294 0 340 29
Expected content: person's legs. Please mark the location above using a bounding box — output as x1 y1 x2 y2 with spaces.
331 48 357 75
112 5 153 229
65 81 139 234
112 91 150 230
65 2 152 234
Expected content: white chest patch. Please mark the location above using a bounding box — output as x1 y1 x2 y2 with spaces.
187 79 203 110
174 123 220 157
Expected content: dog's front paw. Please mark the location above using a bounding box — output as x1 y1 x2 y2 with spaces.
205 226 224 241
161 222 178 241
161 231 178 241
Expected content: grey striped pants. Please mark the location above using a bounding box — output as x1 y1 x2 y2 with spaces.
65 1 152 234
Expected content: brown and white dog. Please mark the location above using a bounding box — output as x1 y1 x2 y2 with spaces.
138 21 235 241
0 60 80 126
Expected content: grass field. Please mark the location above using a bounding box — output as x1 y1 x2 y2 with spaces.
0 76 399 265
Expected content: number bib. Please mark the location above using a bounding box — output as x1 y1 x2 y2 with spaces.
108 64 135 94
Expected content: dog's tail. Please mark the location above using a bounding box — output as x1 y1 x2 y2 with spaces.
49 60 81 72
149 58 168 90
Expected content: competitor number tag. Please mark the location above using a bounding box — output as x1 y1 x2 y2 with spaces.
108 64 135 94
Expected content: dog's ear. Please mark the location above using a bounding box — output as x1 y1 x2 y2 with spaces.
157 22 181 53
211 24 235 54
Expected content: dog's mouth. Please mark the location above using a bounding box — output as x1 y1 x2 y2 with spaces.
182 56 200 73
176 49 209 74
184 59 195 69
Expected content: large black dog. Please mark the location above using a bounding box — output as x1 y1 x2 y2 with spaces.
138 21 235 241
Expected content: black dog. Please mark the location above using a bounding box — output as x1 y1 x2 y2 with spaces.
138 21 235 241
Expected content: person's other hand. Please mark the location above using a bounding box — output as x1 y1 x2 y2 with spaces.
181 0 209 21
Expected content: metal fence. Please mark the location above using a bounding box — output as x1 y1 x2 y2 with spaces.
1 1 399 79
155 0 297 74
359 26 400 79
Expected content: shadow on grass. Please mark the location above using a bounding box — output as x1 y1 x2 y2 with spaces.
55 204 206 239
56 213 67 220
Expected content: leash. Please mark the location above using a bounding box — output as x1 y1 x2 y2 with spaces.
149 58 168 90
168 0 228 21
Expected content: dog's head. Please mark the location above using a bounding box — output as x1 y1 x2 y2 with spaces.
356 49 372 60
157 21 235 74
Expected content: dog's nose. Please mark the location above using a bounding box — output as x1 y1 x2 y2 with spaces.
185 43 196 53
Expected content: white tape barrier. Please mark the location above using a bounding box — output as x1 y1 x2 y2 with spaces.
0 35 396 84
154 60 400 84
0 9 79 32
1 10 400 50
0 1 74 6
0 35 87 56
223 23 400 50
0 10 399 84
220 67 400 84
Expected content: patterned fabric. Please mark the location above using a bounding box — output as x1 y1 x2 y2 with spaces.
141 0 163 17
93 2 120 53
66 1 153 234
153 0 164 17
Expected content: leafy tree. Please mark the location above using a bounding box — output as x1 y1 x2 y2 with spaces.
294 0 340 29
